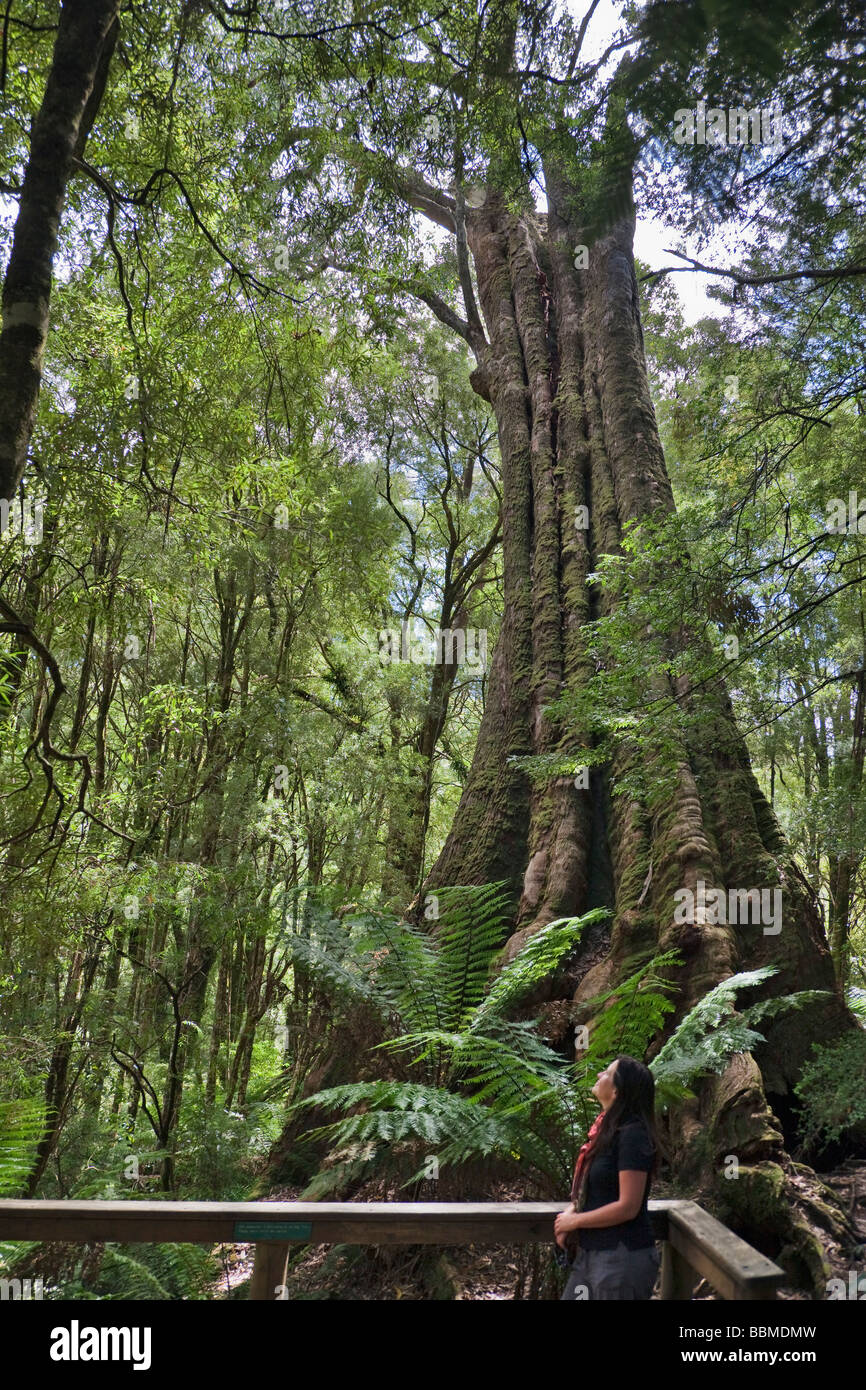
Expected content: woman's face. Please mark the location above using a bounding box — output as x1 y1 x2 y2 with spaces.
592 1059 619 1110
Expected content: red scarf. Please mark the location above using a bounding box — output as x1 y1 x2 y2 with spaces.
569 1111 605 1203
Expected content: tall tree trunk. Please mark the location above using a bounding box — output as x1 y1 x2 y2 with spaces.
157 566 253 1187
827 670 865 988
206 936 233 1105
0 0 119 502
26 936 102 1194
421 154 865 1290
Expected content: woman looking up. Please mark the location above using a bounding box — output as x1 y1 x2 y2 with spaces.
554 1054 661 1300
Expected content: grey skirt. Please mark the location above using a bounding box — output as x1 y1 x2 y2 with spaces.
560 1239 661 1300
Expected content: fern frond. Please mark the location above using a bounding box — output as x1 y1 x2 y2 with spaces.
92 1242 218 1301
0 1240 40 1277
649 969 829 1089
353 912 444 1033
738 990 831 1030
293 1081 492 1155
454 1021 572 1106
0 1098 45 1198
368 1021 576 1186
98 1248 174 1300
375 1029 467 1068
282 917 386 1015
575 949 682 1065
143 1241 217 1298
473 909 610 1024
846 987 866 1025
432 1100 570 1190
433 882 513 1027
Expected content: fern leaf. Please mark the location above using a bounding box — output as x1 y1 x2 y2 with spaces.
0 1098 45 1198
473 909 609 1024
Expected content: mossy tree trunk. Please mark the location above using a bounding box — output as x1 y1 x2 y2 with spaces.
413 151 864 1290
0 0 119 503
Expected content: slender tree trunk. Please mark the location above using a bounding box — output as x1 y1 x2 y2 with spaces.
26 938 102 1194
157 566 253 1186
225 931 266 1110
206 937 232 1105
828 670 865 988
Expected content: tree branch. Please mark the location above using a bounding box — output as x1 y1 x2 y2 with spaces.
0 594 134 848
452 188 487 351
641 248 866 289
412 283 477 346
282 126 457 232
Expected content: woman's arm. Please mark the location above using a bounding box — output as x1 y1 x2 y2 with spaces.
554 1170 648 1241
575 1170 648 1226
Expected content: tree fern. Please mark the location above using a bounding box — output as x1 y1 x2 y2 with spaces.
290 886 831 1199
290 899 624 1192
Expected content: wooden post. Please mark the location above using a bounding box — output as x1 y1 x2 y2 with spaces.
660 1240 696 1300
248 1242 290 1300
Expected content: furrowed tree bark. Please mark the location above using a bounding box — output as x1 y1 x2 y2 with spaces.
0 0 119 504
416 147 865 1291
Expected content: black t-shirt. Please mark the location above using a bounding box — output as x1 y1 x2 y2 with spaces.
577 1118 656 1251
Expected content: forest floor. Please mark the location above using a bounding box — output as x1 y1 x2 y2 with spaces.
209 1160 866 1301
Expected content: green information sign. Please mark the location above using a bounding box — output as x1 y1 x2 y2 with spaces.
233 1220 313 1241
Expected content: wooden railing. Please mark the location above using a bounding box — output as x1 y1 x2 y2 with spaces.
0 1197 785 1300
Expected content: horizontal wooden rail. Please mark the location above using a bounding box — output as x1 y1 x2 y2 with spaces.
0 1198 567 1245
0 1198 784 1300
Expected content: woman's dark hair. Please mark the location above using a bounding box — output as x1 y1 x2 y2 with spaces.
585 1054 658 1183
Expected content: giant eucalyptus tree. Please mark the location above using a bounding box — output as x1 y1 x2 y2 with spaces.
268 0 866 1281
